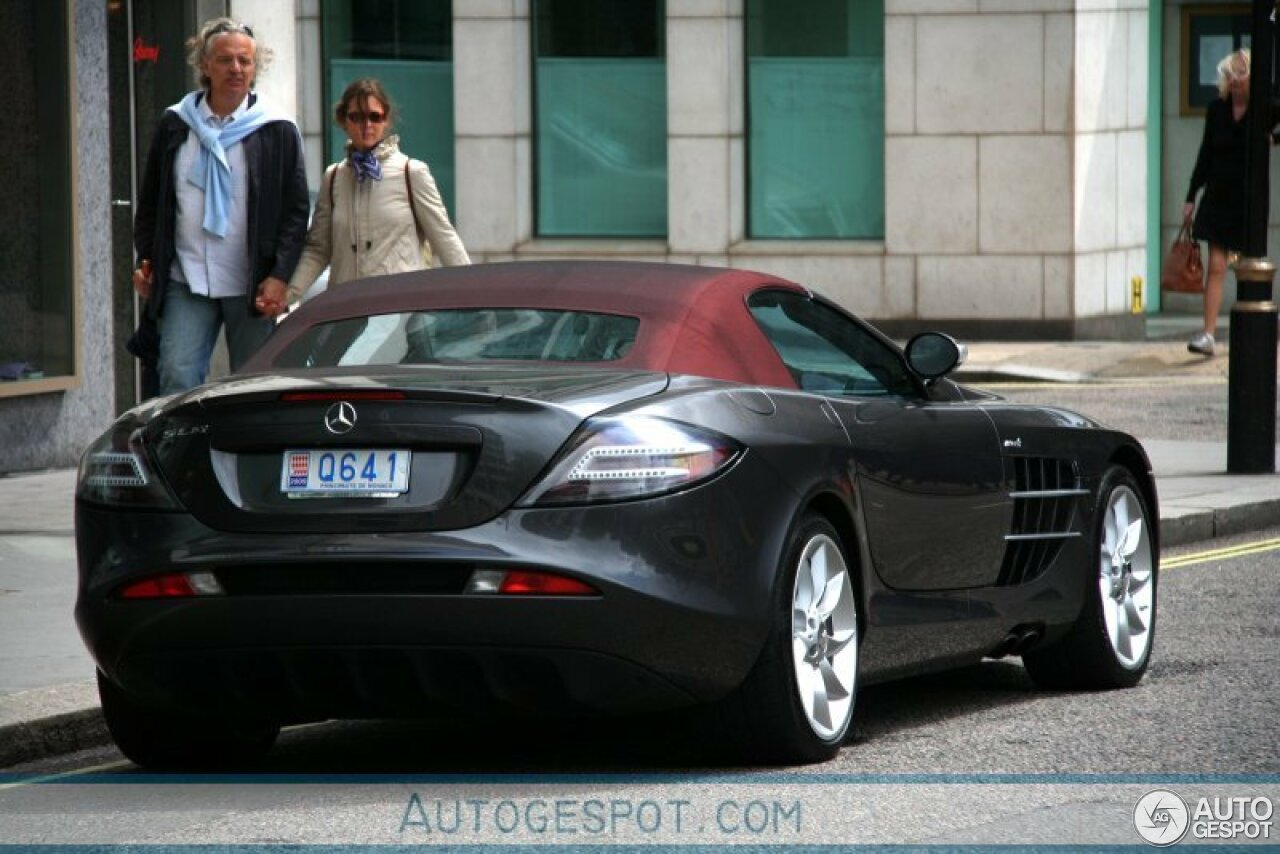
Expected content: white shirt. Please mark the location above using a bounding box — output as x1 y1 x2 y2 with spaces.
170 95 252 298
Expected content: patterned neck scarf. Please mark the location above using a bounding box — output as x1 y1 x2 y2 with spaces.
350 148 383 183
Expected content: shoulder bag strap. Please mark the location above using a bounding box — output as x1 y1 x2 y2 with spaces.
404 158 424 240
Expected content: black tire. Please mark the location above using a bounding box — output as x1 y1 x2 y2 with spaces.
97 670 279 770
1023 466 1157 690
722 514 859 764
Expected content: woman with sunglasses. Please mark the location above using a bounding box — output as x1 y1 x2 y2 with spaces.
264 78 469 315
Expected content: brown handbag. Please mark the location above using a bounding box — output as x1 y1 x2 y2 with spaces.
1161 220 1205 293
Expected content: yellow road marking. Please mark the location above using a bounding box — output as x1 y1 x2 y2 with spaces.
1163 537 1280 569
0 758 131 791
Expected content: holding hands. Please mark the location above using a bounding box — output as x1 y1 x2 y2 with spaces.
134 261 290 318
254 276 289 317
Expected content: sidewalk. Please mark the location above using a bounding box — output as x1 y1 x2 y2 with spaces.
0 468 102 767
1 337 1277 768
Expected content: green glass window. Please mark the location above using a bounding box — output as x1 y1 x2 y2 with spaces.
746 0 884 239
322 0 456 212
534 0 667 236
1 0 73 389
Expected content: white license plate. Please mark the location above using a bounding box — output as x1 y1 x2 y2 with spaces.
281 448 411 498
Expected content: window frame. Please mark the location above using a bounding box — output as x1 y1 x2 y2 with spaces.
747 289 921 399
1177 3 1280 117
1 0 80 400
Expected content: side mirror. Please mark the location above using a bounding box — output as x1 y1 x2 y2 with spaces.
905 332 967 381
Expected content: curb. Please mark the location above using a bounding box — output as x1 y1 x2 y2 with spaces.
0 708 108 769
0 681 109 769
1160 498 1280 549
1160 513 1216 549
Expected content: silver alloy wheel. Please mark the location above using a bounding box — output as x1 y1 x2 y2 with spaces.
1098 484 1154 669
790 533 858 740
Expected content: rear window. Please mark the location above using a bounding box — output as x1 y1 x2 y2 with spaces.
273 309 641 368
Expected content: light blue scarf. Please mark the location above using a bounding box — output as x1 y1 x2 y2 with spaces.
171 90 282 237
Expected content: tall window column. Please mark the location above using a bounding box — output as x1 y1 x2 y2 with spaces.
533 0 667 237
746 0 884 239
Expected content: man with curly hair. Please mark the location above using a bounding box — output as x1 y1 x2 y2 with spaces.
131 17 309 394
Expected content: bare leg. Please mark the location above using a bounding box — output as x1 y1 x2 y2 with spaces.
1203 243 1229 335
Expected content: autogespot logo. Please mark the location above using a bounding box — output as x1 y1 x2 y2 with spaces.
1135 789 1190 846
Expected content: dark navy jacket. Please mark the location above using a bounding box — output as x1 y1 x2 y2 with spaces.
133 93 310 321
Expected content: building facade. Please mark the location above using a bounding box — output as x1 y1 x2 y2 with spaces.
289 0 1155 338
0 0 1274 472
0 0 114 473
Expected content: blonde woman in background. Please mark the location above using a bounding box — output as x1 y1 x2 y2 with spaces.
259 78 469 316
1181 49 1280 356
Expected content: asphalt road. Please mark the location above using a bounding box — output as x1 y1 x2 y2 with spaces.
2 528 1276 846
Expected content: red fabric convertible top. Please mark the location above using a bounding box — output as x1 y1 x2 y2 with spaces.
249 261 806 387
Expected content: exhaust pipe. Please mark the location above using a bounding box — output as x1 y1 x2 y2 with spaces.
990 632 1020 659
988 625 1043 659
1011 626 1041 655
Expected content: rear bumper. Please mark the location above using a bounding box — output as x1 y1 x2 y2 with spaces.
75 474 797 721
105 644 696 723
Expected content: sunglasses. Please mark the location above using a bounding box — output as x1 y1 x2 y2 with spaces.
346 111 387 125
210 21 254 38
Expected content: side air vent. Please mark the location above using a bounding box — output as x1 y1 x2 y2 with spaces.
998 457 1087 586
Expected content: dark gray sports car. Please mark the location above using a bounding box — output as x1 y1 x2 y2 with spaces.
75 261 1157 768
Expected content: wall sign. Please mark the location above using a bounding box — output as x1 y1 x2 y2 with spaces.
132 36 159 64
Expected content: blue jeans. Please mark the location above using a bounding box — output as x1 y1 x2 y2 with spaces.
157 279 274 395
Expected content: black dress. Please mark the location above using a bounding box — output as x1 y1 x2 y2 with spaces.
1185 97 1280 252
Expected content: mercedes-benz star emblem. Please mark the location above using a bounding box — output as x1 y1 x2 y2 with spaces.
324 401 357 435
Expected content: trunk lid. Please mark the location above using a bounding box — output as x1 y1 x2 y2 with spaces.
145 366 668 533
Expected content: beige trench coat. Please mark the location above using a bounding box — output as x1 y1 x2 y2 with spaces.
287 135 469 303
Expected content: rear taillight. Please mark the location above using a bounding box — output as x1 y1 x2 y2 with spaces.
117 571 224 599
78 422 181 510
517 415 741 507
465 569 598 596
